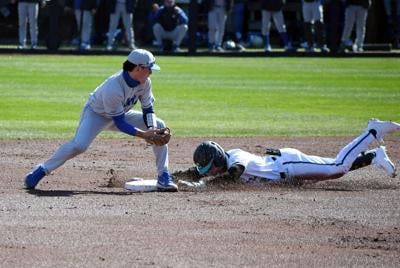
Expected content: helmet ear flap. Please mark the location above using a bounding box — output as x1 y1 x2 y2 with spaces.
210 141 226 168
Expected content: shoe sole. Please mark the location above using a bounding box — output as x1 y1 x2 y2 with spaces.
156 183 178 192
156 186 178 192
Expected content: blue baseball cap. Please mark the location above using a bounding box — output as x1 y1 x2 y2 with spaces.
127 49 160 71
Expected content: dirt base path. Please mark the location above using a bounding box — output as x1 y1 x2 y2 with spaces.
1 137 399 267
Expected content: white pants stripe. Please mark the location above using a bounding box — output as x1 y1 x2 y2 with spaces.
280 130 375 181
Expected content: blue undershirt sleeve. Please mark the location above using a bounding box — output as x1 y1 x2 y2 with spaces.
112 114 137 136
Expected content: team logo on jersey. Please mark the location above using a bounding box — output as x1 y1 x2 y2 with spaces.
124 96 138 108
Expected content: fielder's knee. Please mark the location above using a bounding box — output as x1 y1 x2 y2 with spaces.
70 140 89 155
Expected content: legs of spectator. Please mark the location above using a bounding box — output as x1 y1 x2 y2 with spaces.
17 2 28 48
27 2 38 49
172 24 188 50
122 11 135 49
263 35 271 52
233 2 244 42
73 9 82 45
153 23 165 50
354 6 368 52
261 10 271 52
107 3 123 50
208 9 218 51
304 22 314 51
215 8 227 50
272 11 293 51
315 21 329 53
80 10 93 50
339 6 357 52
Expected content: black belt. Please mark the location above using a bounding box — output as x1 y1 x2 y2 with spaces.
266 149 286 179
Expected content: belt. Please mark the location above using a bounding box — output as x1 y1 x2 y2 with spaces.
266 149 286 179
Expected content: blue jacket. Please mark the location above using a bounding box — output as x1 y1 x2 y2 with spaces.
154 4 188 31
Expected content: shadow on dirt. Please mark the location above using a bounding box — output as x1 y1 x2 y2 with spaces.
25 189 137 197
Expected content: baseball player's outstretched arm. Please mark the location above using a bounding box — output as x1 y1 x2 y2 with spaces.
177 164 244 191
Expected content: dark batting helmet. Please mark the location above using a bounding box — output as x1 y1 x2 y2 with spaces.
193 141 227 175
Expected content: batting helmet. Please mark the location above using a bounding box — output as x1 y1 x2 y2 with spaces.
193 141 227 175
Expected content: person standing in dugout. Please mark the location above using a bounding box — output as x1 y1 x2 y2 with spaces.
25 49 178 192
301 0 330 53
65 0 99 50
11 0 43 49
204 0 234 52
261 0 295 52
105 0 138 50
338 0 371 53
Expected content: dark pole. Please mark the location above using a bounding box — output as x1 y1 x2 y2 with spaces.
188 0 198 54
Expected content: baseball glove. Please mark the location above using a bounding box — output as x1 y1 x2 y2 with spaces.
147 127 171 146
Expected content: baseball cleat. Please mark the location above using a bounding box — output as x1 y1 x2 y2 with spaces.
372 146 396 178
367 118 400 142
156 172 178 192
25 165 46 189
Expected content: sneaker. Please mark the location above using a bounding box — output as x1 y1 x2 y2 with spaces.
284 44 296 53
106 45 113 51
156 172 178 192
264 45 272 52
367 118 400 142
215 46 225 52
305 47 316 53
319 45 330 53
172 44 183 53
80 43 91 50
25 165 47 189
372 146 396 177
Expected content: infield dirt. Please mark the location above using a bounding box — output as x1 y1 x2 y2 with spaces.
1 136 399 267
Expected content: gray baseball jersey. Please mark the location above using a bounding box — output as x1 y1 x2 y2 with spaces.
88 71 154 118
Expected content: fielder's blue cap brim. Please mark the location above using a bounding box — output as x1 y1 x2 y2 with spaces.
150 63 161 71
195 158 213 176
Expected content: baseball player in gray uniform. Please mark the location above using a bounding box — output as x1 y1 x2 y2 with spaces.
66 0 99 50
12 0 41 49
106 0 137 51
261 0 294 52
205 0 233 52
339 0 371 53
178 119 399 190
25 49 178 191
301 0 329 53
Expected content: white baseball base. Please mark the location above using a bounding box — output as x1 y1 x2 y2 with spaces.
124 178 158 192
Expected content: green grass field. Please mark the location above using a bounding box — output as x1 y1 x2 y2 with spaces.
0 55 399 139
